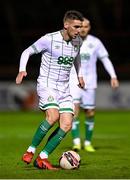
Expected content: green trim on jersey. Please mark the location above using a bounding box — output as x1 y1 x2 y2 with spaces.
31 44 39 53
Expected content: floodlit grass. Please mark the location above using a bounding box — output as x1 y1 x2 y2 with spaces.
0 110 130 179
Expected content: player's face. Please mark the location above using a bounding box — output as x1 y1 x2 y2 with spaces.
80 19 91 39
65 20 82 39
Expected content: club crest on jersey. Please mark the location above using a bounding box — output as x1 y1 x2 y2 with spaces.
47 96 54 102
81 53 90 61
74 45 79 52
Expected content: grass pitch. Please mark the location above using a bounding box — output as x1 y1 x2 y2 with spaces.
0 110 130 179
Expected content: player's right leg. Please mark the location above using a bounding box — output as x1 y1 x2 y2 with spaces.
34 156 58 170
22 88 59 164
22 118 54 164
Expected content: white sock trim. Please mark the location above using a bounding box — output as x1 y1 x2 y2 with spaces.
27 146 36 154
73 138 81 145
39 151 48 159
84 140 91 146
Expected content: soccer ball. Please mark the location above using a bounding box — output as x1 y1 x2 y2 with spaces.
59 150 80 170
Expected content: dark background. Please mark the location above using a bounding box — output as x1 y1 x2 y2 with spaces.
0 0 129 81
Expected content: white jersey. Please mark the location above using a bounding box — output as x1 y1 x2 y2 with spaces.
70 34 117 89
19 31 82 92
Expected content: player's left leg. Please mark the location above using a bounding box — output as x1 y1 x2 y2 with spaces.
71 103 81 151
70 86 82 151
34 113 73 169
84 109 96 152
82 89 96 152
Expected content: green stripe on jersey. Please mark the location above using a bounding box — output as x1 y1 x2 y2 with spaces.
31 44 39 53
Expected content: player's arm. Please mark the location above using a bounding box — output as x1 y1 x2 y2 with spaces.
74 53 85 88
16 71 27 84
16 35 49 84
100 56 119 88
16 46 35 84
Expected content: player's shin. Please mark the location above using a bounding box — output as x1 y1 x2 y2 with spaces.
31 119 52 147
71 118 81 150
40 127 66 156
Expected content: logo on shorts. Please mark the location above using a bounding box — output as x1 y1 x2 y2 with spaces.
47 96 54 102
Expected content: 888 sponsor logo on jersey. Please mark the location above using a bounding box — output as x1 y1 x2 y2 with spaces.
58 56 74 66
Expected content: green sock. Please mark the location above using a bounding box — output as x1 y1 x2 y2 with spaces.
71 118 80 139
85 117 94 142
31 120 52 147
42 127 66 155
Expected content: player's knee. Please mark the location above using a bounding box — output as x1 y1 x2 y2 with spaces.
74 113 78 119
46 109 59 125
60 121 72 132
74 104 80 118
86 109 95 117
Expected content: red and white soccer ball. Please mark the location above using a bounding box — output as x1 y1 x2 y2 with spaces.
59 150 80 170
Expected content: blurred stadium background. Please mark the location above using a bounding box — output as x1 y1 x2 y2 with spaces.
0 1 130 178
0 0 130 111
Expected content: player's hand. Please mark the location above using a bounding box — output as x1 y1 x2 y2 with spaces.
111 78 119 89
16 71 27 84
77 76 85 89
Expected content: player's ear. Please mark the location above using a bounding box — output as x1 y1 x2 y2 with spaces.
88 24 91 32
64 22 69 30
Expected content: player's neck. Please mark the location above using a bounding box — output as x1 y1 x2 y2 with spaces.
81 35 88 40
61 30 71 43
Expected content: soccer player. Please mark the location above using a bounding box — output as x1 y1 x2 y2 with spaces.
69 18 119 152
16 10 85 170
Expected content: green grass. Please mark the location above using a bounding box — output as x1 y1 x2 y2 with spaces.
0 110 130 179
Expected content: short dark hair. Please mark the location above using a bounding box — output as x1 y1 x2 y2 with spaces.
63 10 84 23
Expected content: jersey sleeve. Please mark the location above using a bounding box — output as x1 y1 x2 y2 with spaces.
19 35 50 72
97 39 117 78
97 39 109 59
31 35 49 53
100 57 117 78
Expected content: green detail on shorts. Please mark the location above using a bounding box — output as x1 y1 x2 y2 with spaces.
47 96 54 102
42 103 59 108
74 98 80 101
83 104 95 107
57 56 74 65
60 108 73 112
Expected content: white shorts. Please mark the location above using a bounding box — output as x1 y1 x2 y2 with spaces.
37 86 74 114
70 85 96 109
